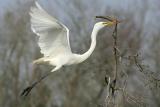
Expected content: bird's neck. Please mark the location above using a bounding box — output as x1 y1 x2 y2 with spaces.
77 25 100 63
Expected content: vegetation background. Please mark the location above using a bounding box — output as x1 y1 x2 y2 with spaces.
0 0 160 107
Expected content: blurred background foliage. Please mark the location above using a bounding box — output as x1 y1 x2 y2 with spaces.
0 0 160 107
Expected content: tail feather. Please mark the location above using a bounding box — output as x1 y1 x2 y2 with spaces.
32 58 45 64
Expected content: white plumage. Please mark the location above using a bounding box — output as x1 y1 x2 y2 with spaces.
30 2 112 72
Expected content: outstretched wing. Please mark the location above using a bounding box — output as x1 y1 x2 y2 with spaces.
30 2 71 57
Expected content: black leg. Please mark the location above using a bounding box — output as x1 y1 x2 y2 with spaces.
21 72 52 97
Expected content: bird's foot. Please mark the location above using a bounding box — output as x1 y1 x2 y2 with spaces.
21 85 34 97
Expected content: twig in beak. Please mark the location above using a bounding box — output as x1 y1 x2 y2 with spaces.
95 16 121 24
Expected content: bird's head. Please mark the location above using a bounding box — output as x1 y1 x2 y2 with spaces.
95 16 121 28
98 21 116 27
95 21 116 30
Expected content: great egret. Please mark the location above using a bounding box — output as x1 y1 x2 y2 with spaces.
21 2 115 96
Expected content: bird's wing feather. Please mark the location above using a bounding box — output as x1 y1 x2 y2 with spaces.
30 2 71 57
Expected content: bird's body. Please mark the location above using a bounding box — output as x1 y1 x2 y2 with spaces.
33 23 102 71
35 53 80 66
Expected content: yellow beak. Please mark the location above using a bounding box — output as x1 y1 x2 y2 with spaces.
103 21 116 27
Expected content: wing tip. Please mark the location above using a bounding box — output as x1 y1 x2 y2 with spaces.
29 1 42 13
35 1 43 10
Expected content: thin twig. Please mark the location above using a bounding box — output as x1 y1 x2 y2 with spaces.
113 22 118 81
95 16 122 23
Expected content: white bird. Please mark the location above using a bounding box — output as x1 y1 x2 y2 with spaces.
21 2 115 96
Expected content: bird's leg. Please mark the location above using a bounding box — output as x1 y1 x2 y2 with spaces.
51 65 62 72
21 72 52 97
